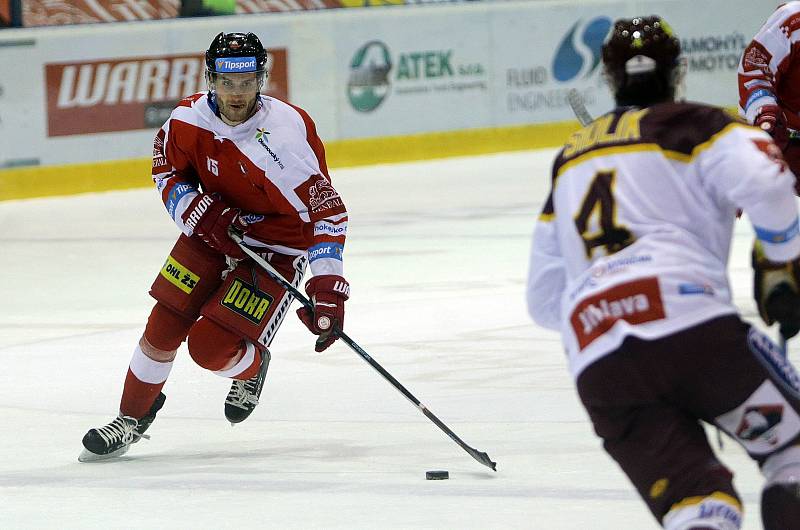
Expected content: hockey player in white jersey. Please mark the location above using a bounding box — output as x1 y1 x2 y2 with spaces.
528 16 800 530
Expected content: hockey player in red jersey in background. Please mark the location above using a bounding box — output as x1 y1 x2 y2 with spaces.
529 16 800 530
79 32 350 461
738 1 800 194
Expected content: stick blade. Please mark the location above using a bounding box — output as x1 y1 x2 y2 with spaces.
421 406 498 471
468 448 497 471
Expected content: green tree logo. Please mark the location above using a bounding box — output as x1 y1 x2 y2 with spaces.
348 40 393 113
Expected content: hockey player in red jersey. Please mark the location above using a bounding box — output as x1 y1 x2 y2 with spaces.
79 32 350 461
529 16 800 530
738 1 800 194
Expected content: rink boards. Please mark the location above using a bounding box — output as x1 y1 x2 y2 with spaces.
0 0 781 199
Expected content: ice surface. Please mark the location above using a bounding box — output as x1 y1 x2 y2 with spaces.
0 149 784 529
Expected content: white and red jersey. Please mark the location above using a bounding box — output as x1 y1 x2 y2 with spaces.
527 102 800 379
738 2 800 129
152 93 348 277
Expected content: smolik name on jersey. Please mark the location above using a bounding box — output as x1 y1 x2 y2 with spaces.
152 93 348 278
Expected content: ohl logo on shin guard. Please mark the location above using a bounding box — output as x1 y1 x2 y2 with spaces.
221 278 274 325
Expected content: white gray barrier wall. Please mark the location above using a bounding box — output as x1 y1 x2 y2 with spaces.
0 0 782 196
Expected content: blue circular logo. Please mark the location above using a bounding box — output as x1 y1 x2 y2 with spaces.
553 17 612 83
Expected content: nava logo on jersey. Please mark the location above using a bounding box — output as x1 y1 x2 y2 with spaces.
215 57 258 73
569 277 665 350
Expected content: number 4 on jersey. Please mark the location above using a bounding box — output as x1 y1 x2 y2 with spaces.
574 170 634 258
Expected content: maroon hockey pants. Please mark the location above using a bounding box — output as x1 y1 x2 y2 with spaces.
576 315 800 524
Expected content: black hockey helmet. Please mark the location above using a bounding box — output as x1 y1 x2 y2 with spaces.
205 32 268 92
601 16 683 106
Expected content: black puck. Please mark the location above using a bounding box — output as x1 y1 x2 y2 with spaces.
425 470 449 480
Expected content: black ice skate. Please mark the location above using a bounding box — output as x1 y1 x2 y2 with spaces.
225 349 270 425
78 392 166 462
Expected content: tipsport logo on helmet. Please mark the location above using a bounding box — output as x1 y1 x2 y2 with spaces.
552 17 612 82
215 57 258 73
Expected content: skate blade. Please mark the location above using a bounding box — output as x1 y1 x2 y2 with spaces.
78 445 130 463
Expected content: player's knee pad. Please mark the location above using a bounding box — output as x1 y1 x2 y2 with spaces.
200 253 306 349
186 317 243 371
761 444 800 530
662 493 742 530
714 328 800 455
144 302 196 352
139 336 176 363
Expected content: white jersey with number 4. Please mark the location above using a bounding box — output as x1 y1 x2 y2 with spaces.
527 102 800 379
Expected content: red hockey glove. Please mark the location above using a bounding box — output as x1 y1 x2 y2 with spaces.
296 275 350 352
182 193 248 260
753 241 800 339
755 105 790 150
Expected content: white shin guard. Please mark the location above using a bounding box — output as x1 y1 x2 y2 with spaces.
129 344 174 384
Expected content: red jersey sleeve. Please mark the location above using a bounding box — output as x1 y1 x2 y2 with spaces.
152 115 202 234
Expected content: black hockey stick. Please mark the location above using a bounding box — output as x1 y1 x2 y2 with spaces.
567 88 593 127
232 235 498 471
